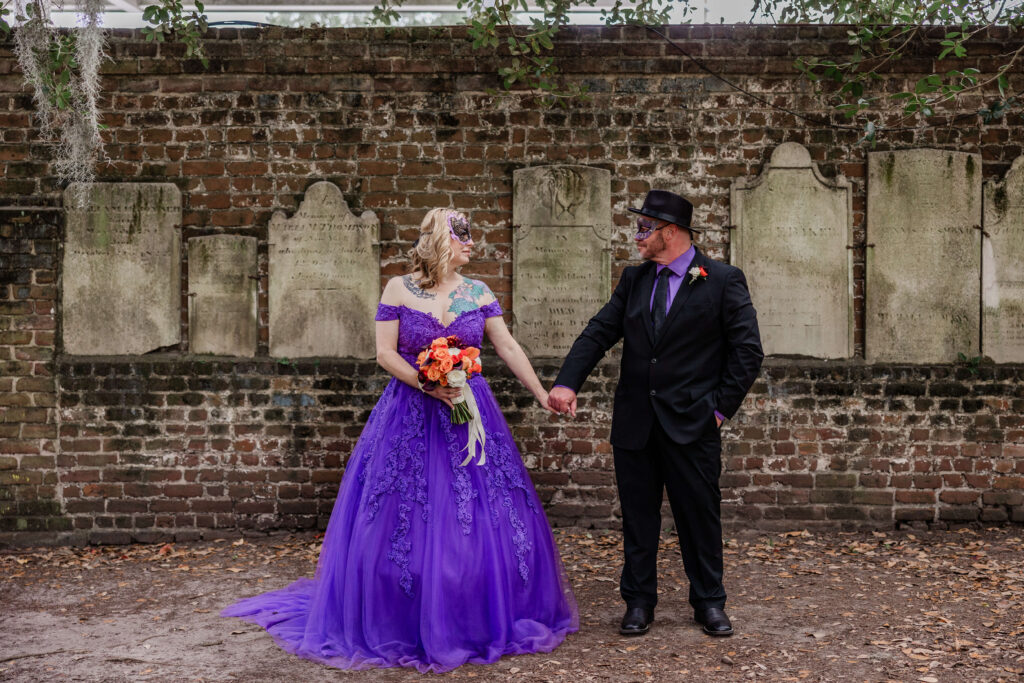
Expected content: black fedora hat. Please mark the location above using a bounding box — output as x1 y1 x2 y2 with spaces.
627 189 702 231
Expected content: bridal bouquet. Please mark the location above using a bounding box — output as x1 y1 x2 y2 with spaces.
417 336 486 465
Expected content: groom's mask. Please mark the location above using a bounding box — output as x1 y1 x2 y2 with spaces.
634 216 667 242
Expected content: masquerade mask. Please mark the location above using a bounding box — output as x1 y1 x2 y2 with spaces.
634 217 665 241
448 214 472 244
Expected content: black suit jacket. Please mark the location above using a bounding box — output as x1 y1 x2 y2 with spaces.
554 247 764 449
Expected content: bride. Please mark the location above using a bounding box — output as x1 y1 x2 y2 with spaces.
222 208 579 672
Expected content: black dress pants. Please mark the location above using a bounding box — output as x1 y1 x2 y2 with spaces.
613 415 725 612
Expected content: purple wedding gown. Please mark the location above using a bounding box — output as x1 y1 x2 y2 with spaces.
222 301 578 673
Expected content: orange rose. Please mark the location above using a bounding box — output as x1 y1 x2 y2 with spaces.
462 347 480 360
439 357 454 373
426 366 442 381
439 375 448 387
462 357 472 371
472 361 481 373
417 350 429 365
431 337 448 351
433 347 450 362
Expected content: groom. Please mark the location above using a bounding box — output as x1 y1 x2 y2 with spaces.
548 190 763 638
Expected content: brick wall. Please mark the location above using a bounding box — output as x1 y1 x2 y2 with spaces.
1 25 1023 543
726 364 1024 528
0 209 64 541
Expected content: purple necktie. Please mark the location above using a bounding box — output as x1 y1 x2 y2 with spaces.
652 269 670 337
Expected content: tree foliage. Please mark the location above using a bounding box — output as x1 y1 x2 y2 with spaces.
372 0 1023 138
141 0 209 68
754 0 1024 138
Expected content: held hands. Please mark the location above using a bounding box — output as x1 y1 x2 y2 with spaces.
536 389 559 415
547 386 577 418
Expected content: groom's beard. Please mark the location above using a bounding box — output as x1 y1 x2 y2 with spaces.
637 231 667 260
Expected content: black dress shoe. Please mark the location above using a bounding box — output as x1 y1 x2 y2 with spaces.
694 607 733 636
619 606 654 636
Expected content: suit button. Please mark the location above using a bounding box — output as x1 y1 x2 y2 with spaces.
651 358 658 364
649 390 656 396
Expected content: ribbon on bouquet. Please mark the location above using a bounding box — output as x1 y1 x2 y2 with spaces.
456 384 486 466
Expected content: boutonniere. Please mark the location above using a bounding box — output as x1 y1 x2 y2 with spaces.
687 265 708 285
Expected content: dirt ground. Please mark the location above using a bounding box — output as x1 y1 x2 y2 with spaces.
2 527 1023 683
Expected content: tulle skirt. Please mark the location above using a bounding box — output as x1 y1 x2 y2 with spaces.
222 376 579 673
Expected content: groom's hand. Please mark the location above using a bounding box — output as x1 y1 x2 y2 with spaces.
548 386 577 417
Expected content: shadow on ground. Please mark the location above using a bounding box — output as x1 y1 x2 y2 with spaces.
2 527 1023 682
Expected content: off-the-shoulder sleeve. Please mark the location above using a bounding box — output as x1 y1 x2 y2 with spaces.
480 300 503 318
375 303 401 321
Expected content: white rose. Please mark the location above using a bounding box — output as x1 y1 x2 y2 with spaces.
446 369 467 388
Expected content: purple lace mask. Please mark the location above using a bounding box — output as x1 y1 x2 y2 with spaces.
448 214 472 244
634 216 666 241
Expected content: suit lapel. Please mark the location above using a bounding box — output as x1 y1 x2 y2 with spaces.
656 247 704 346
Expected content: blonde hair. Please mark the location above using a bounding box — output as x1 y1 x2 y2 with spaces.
410 208 462 289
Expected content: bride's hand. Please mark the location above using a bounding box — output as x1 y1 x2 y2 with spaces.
424 384 460 409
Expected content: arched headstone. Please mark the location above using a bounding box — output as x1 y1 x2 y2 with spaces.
268 182 380 358
512 166 612 357
730 142 853 358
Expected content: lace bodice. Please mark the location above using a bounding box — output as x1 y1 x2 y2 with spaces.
375 301 503 364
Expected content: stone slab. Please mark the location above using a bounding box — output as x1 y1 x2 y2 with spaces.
866 149 982 363
62 183 181 355
187 235 258 356
983 155 1024 362
268 182 380 358
730 142 853 358
513 165 612 357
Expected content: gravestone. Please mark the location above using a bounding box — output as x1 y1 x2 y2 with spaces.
512 166 612 357
866 149 982 363
188 235 258 356
730 142 853 358
268 182 380 358
983 155 1024 362
62 183 181 355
